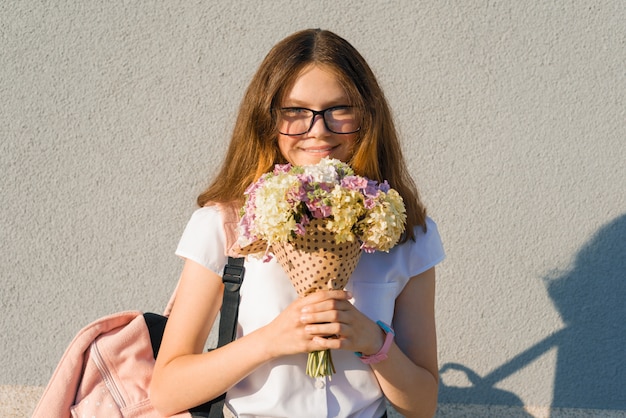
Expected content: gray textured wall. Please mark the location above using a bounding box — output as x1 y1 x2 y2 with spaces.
1 1 625 416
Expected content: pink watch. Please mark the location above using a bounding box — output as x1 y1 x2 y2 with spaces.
355 321 395 364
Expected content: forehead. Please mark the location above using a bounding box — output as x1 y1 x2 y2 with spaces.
281 64 351 105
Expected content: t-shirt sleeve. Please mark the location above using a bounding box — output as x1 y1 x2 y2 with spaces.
175 206 228 276
408 216 445 277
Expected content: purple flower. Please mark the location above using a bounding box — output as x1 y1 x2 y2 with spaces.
262 252 274 262
363 180 380 197
286 184 306 205
363 196 377 210
341 175 368 191
239 214 257 241
274 163 293 174
244 176 265 196
308 202 332 218
294 222 306 236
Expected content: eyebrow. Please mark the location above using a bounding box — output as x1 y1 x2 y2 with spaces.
281 98 351 109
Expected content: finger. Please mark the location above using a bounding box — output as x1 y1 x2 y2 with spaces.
301 295 352 316
300 308 340 326
305 322 343 338
311 335 344 350
300 302 351 326
302 289 352 304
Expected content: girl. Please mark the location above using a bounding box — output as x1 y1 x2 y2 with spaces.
151 29 444 418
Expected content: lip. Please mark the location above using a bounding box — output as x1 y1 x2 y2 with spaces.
300 145 338 153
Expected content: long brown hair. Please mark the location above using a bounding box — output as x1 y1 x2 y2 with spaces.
197 29 426 240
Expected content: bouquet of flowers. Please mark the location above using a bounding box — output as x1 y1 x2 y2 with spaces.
235 157 406 377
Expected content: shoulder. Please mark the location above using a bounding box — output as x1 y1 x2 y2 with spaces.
175 206 228 275
187 205 221 222
183 206 227 241
383 216 445 277
414 217 444 258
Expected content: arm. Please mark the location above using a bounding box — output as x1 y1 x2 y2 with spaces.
302 267 438 417
372 267 438 417
150 258 354 416
150 259 270 414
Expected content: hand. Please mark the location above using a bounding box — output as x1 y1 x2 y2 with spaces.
301 290 385 356
262 290 385 358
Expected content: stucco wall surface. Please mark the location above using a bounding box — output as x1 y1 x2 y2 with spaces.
1 1 624 416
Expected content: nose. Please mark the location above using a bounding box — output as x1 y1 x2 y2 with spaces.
307 113 330 136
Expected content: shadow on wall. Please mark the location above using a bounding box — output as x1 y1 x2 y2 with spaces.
438 213 626 410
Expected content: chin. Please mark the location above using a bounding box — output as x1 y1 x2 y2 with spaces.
307 153 350 166
292 155 329 166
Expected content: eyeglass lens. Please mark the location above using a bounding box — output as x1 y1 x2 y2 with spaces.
277 107 360 136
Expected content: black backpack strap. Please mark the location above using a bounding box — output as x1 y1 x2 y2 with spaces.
144 312 168 359
189 256 245 418
217 257 245 347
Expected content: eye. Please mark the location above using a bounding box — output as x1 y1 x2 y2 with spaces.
281 107 310 118
327 106 354 117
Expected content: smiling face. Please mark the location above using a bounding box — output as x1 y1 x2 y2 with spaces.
277 64 358 166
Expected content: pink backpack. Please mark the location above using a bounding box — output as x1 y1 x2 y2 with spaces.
33 311 189 418
33 204 242 418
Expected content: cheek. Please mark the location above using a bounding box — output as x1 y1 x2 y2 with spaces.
277 134 295 158
342 135 358 157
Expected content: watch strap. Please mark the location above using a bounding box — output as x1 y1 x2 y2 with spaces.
356 320 395 364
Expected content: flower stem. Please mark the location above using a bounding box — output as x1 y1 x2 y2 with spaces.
306 349 336 378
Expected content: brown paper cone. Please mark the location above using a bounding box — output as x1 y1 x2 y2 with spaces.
232 238 269 257
271 218 361 297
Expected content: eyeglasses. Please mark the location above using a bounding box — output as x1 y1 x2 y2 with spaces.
275 106 361 136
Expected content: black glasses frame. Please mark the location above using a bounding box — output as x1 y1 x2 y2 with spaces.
275 106 361 136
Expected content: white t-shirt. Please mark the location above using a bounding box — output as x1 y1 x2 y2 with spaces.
176 206 445 418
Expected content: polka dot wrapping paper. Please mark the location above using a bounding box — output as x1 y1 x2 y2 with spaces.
272 218 361 297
